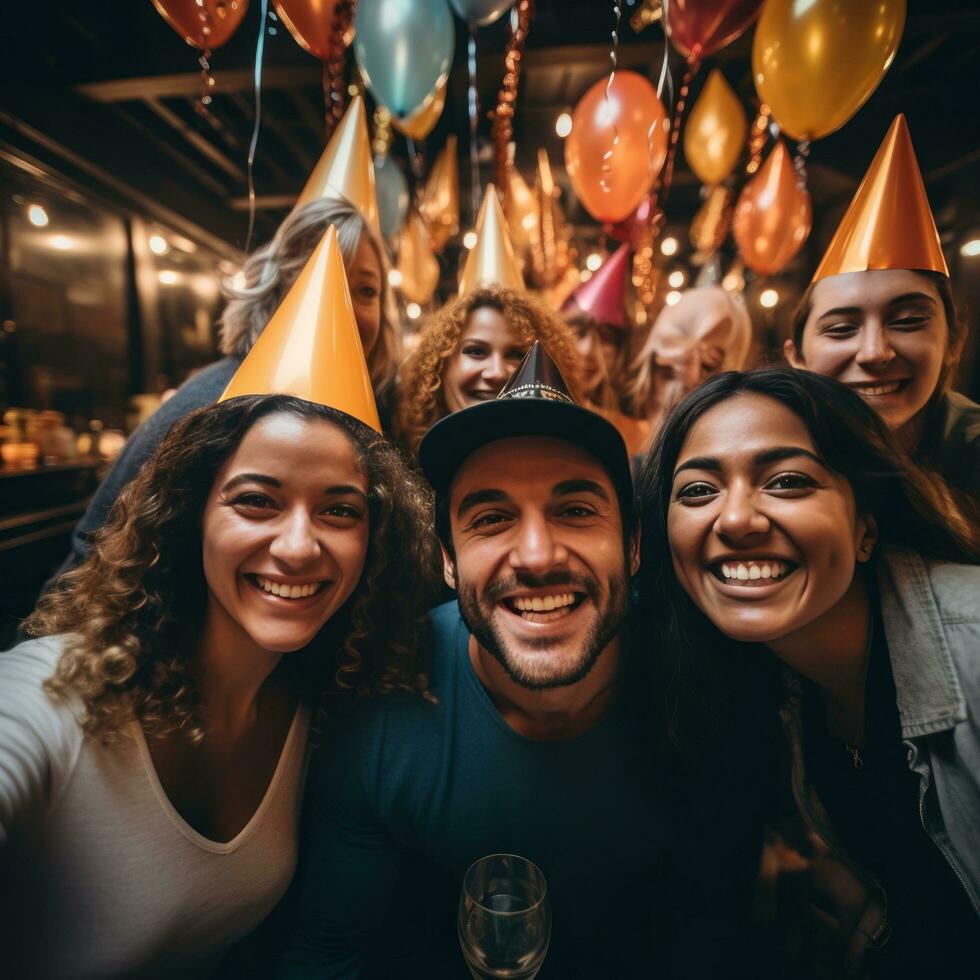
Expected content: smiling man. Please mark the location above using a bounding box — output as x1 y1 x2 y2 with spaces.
279 346 764 978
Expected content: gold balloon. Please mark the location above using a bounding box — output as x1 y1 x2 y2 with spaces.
220 226 381 432
396 212 441 306
732 141 812 276
391 81 447 141
504 169 537 252
683 69 747 186
419 135 460 253
753 0 906 142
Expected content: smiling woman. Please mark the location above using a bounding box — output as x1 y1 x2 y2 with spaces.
0 394 436 978
635 368 980 977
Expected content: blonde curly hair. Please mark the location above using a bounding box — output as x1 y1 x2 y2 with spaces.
24 395 437 744
396 285 582 451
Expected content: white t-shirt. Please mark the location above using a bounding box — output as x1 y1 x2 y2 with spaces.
0 636 310 979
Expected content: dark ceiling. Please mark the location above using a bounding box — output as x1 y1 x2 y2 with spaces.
1 1 979 270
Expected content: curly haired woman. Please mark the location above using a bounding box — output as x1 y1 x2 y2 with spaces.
0 393 436 978
395 285 581 453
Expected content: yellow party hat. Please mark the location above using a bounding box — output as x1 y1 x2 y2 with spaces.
459 183 526 294
419 135 460 253
813 114 948 283
293 95 382 241
219 225 381 432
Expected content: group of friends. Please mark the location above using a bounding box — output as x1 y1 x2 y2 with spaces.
1 99 978 979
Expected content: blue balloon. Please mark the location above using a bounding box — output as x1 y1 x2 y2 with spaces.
355 0 455 120
448 0 514 27
374 156 409 240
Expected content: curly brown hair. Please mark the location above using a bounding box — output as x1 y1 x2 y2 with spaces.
24 395 438 743
395 285 582 451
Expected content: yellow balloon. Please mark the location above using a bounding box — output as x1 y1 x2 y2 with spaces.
753 0 906 141
683 69 747 186
391 81 447 141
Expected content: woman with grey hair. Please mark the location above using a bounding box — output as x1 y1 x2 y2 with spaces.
54 195 400 574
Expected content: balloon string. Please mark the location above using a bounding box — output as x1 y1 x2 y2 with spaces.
599 0 623 194
793 139 811 190
657 0 673 106
467 28 481 218
658 58 696 207
245 0 270 253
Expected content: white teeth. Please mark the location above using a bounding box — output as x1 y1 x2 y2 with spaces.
857 382 901 396
720 561 790 582
512 592 576 612
255 575 324 598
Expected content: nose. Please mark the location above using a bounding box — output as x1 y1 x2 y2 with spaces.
855 322 895 369
714 484 770 545
482 353 511 387
509 513 568 577
268 509 321 568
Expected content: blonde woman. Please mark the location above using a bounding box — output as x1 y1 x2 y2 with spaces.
57 197 398 573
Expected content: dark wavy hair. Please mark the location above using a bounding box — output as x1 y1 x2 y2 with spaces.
633 368 980 757
25 395 438 743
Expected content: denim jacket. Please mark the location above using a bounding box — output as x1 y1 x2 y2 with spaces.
774 546 980 974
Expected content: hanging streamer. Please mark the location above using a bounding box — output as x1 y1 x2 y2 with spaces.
322 0 356 137
491 0 534 190
598 0 623 194
245 0 270 252
467 28 481 218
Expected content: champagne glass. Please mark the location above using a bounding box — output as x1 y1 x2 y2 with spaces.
458 853 551 980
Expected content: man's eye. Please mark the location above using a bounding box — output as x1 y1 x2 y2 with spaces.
559 505 595 518
675 482 718 502
470 512 509 529
764 472 817 493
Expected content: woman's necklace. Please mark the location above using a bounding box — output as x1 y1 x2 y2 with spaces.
843 614 874 770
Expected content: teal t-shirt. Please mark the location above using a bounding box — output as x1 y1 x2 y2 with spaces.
281 602 765 978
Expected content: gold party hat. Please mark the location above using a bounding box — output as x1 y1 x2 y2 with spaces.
219 225 381 432
293 95 382 241
396 211 441 306
813 114 948 283
419 135 460 253
459 183 526 294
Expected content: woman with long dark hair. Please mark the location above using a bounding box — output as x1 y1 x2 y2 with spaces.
0 393 435 977
635 368 980 978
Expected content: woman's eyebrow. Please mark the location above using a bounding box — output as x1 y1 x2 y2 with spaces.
222 473 280 491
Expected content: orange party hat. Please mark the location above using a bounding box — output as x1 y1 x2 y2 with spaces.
293 95 381 241
219 225 381 432
459 183 526 294
812 114 948 283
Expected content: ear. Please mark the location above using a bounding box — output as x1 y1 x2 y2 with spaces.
783 338 804 368
629 523 642 577
856 514 878 563
441 545 458 591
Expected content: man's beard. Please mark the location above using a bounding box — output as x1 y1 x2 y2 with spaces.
456 567 630 690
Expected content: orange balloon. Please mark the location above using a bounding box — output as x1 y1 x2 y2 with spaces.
391 82 447 141
732 142 811 276
565 70 669 224
274 0 355 61
151 0 249 50
683 69 747 186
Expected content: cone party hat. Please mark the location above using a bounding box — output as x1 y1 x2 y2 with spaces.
812 115 948 284
219 225 381 433
459 183 526 294
293 95 381 241
562 243 631 329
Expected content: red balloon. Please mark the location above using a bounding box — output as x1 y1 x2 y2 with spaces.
565 71 669 225
608 194 662 245
274 0 354 61
732 141 812 276
152 0 249 50
664 0 763 62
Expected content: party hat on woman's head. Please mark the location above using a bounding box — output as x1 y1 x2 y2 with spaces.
812 114 948 284
292 95 381 241
219 225 381 432
562 243 631 329
458 183 526 294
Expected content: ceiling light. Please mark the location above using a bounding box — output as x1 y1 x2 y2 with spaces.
665 290 681 306
27 204 49 227
406 302 422 320
760 288 779 308
555 112 573 138
148 234 170 256
463 230 478 250
960 238 980 257
660 236 678 256
667 269 686 288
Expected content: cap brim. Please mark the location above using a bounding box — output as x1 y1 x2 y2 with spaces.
419 399 632 500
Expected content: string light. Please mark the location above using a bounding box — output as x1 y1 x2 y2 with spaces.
463 230 478 249
960 239 980 257
555 113 572 138
27 204 49 227
760 288 779 308
665 290 682 306
406 302 422 320
388 268 404 288
158 270 180 285
580 269 593 282
667 269 686 288
491 0 534 189
148 234 170 256
586 252 603 271
660 236 678 256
